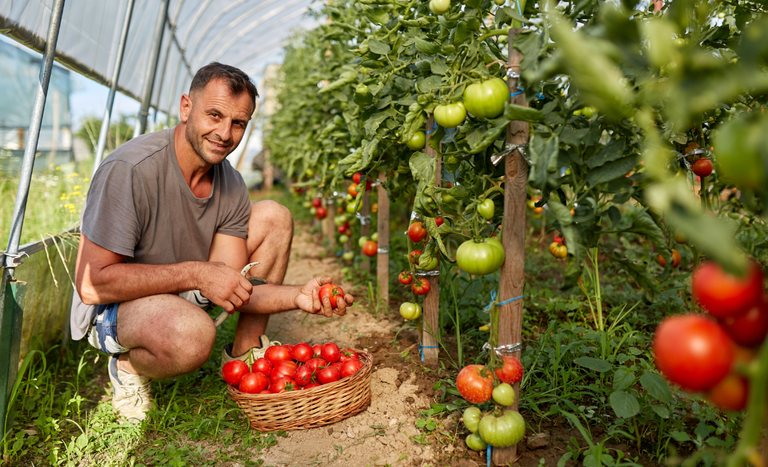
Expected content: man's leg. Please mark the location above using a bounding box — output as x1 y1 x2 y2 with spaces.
231 200 293 355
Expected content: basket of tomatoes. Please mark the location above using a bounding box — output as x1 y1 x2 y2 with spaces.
222 342 373 431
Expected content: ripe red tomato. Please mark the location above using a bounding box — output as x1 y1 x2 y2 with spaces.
321 342 341 363
341 358 364 378
304 382 321 390
317 365 341 384
306 357 327 372
653 314 735 392
251 357 273 376
408 222 428 243
239 371 269 394
657 249 681 268
271 361 298 381
495 356 524 384
707 374 749 412
410 250 423 264
692 159 713 177
331 361 343 372
312 343 322 357
348 183 359 197
456 365 493 404
353 172 362 184
222 360 250 386
435 216 444 227
412 278 431 295
721 299 768 348
315 207 327 220
341 348 359 361
692 261 763 319
319 283 345 308
337 225 346 234
362 240 378 257
398 271 413 285
270 377 297 393
291 343 314 363
294 365 314 386
264 345 292 365
311 198 322 208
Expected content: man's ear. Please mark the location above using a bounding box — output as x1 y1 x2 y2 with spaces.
179 94 192 123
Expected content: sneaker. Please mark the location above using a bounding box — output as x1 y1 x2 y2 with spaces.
108 355 153 424
220 335 281 370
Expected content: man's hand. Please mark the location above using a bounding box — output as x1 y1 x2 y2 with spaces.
197 262 253 313
296 277 354 317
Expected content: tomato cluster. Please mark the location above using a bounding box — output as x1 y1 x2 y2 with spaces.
456 356 527 450
222 342 365 394
653 261 767 411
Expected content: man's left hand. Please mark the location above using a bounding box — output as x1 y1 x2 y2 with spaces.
296 277 354 317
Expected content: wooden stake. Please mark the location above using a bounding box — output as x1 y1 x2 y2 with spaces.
493 27 529 467
325 198 336 246
377 171 390 307
361 189 371 272
422 116 440 363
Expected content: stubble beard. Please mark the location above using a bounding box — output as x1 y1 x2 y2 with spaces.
185 120 233 166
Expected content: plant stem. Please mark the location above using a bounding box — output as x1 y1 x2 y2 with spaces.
726 340 768 467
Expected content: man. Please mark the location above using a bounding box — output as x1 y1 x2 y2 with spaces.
71 62 352 423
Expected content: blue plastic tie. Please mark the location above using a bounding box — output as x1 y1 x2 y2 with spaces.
425 121 438 135
510 91 524 98
487 445 492 467
535 93 546 100
418 341 439 361
484 290 524 311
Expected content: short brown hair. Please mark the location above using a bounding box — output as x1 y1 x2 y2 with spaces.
189 62 258 110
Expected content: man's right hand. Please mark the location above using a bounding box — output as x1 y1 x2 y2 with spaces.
197 262 253 313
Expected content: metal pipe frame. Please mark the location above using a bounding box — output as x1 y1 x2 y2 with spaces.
93 0 136 177
135 0 170 137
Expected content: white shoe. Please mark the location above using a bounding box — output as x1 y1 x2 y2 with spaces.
220 335 280 370
108 355 153 424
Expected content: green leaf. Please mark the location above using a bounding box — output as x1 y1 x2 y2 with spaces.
587 139 627 169
607 253 658 296
368 39 391 55
612 368 635 391
425 217 451 259
364 108 396 137
573 357 612 373
610 390 640 419
586 155 637 187
559 127 590 146
503 102 545 122
364 7 389 25
670 431 693 443
528 133 560 190
401 103 426 145
415 37 441 55
319 70 358 94
651 405 670 419
416 75 444 94
623 208 667 258
430 57 449 75
409 152 436 186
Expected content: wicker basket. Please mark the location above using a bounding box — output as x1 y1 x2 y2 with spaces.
228 349 373 431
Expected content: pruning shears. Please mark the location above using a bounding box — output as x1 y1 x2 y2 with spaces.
213 262 267 327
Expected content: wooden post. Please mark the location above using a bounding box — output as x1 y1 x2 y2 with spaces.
361 190 371 272
377 171 390 306
492 28 529 466
421 116 440 363
325 198 336 246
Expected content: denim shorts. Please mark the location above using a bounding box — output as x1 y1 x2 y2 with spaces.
85 303 130 355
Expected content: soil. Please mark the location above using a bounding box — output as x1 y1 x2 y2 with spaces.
250 222 582 467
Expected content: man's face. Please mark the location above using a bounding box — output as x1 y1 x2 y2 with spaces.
180 78 253 166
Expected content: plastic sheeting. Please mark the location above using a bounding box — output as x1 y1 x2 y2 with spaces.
0 0 317 118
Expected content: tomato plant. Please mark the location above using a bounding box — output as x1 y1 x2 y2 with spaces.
406 131 426 150
222 360 249 386
456 239 505 275
399 302 422 320
478 411 526 448
433 102 466 128
463 78 508 119
318 283 344 308
456 365 493 404
477 199 495 220
492 383 516 406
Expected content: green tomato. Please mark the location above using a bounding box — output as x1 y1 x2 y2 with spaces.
456 239 505 275
429 0 450 14
399 302 422 320
581 106 598 117
371 232 379 242
419 254 438 271
334 215 346 227
346 202 359 214
309 207 317 216
406 131 426 150
303 201 312 209
339 234 350 244
346 194 355 202
358 236 369 248
342 251 355 261
466 433 487 451
492 383 515 406
305 169 314 177
478 410 525 448
494 0 505 4
462 407 482 433
478 199 495 220
433 102 466 128
463 78 508 119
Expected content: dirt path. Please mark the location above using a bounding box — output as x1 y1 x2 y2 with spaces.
254 225 478 467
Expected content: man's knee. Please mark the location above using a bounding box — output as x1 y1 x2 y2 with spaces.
250 200 293 234
160 307 216 373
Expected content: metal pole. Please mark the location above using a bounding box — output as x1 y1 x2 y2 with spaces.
93 0 135 177
134 0 169 137
1 0 66 437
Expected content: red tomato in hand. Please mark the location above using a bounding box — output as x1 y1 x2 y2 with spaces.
456 365 493 404
692 159 713 177
239 371 269 394
319 283 345 308
398 271 413 285
707 374 749 412
653 314 735 392
294 365 314 386
321 342 341 363
251 358 273 376
692 261 763 319
363 240 378 257
495 356 524 384
412 278 431 295
291 343 314 363
222 360 250 386
721 299 768 348
306 357 327 372
408 222 428 243
264 345 292 365
341 358 364 378
317 365 341 384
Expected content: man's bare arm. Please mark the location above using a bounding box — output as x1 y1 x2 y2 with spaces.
75 234 252 312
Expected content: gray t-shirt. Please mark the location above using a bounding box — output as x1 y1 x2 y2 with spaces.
70 128 251 339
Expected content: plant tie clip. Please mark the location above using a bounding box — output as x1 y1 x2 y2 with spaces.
377 246 390 255
415 270 440 277
491 143 529 166
483 290 523 311
355 213 371 225
425 121 438 135
418 340 438 362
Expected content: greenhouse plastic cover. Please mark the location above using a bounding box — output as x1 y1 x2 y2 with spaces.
0 0 318 118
